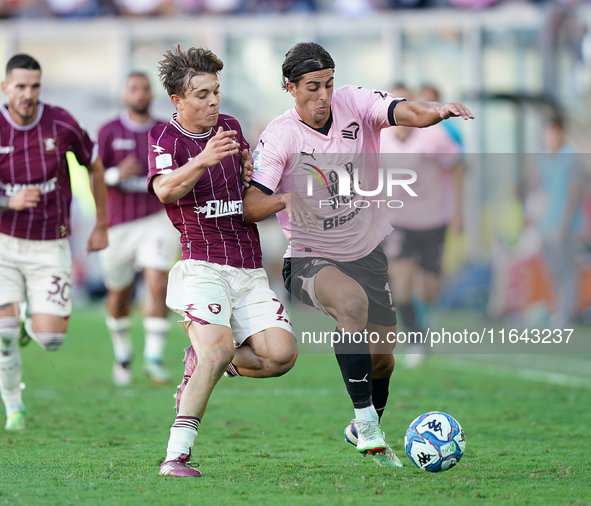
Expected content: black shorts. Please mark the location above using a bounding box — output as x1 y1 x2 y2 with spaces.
382 225 447 275
283 245 397 327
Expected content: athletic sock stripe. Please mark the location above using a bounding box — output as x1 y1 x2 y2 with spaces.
225 363 239 377
0 318 19 329
172 415 200 431
35 332 66 350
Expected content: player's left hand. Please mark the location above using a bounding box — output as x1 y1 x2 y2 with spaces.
438 102 474 120
86 225 109 253
241 149 253 188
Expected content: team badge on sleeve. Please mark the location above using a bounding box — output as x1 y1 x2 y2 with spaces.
156 153 172 169
253 150 261 171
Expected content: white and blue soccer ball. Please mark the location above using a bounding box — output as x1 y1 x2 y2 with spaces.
404 411 466 472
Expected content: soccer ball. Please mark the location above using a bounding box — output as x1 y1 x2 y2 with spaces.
404 411 466 472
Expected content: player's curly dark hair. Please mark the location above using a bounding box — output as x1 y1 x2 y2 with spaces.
6 54 41 75
281 42 335 90
158 44 223 98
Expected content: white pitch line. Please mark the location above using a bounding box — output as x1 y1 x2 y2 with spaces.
441 357 591 389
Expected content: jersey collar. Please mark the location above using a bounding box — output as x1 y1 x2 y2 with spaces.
171 113 213 139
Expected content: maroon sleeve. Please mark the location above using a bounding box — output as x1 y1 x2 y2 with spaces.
58 108 95 167
98 123 114 169
147 124 179 195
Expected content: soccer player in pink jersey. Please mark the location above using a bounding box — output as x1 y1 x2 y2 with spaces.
98 72 180 387
147 45 296 477
381 83 465 368
0 54 108 431
243 42 473 468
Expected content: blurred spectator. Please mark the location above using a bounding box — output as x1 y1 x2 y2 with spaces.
531 114 586 328
114 0 177 16
46 0 101 17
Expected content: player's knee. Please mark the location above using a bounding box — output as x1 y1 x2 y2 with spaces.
336 294 369 327
35 332 66 351
371 354 394 377
200 340 235 374
268 350 297 377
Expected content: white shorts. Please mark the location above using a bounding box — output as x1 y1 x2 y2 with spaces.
166 260 293 346
99 211 180 291
0 232 72 317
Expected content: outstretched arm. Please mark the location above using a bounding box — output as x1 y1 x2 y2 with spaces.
394 101 474 128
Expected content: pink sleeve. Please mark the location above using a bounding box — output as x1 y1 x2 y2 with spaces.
251 133 288 194
346 85 403 131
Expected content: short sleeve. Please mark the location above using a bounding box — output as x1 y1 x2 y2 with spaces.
346 86 405 132
147 125 179 195
251 132 288 194
97 124 114 168
61 110 96 167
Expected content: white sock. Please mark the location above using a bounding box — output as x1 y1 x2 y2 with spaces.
165 416 200 461
106 316 133 364
143 317 170 363
0 318 24 416
354 405 379 424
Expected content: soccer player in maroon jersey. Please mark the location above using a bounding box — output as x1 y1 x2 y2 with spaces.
98 72 180 387
0 54 108 431
147 45 296 477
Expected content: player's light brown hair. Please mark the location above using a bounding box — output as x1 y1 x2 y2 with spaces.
158 44 223 98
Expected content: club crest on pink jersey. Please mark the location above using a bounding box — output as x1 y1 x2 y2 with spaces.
208 303 221 314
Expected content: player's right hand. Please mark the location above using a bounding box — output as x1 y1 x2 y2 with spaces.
119 155 141 180
9 186 41 211
198 127 240 168
285 193 322 232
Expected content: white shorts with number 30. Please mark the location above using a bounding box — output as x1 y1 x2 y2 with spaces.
166 259 293 347
0 232 72 317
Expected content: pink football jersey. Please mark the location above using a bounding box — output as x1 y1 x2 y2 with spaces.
251 85 401 262
380 124 461 229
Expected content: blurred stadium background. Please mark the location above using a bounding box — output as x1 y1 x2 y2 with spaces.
2 0 591 328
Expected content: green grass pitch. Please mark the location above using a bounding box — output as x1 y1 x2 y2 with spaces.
1 305 590 506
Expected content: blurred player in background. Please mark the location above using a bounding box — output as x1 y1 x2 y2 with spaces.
532 114 585 328
149 45 296 477
0 54 108 430
98 72 179 387
243 42 473 468
381 83 464 368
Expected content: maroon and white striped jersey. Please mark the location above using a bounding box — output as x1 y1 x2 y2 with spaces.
0 101 96 240
98 112 166 227
147 113 262 269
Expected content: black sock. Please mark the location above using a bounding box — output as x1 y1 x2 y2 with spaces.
372 376 391 421
333 328 373 408
398 302 423 343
